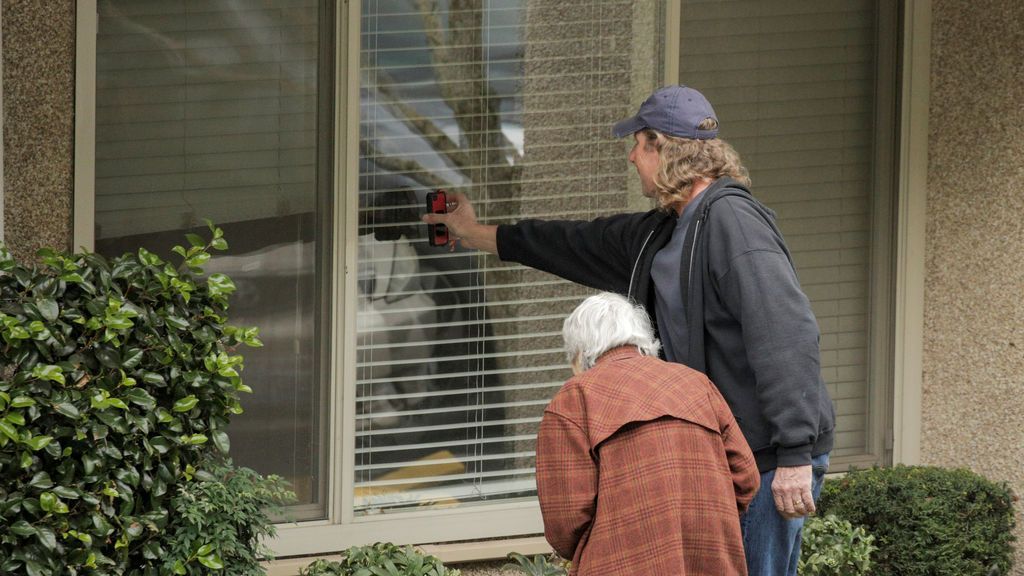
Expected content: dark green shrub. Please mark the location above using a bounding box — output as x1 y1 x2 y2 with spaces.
818 465 1017 576
503 552 568 576
798 513 875 576
299 542 461 576
0 226 269 574
159 457 294 575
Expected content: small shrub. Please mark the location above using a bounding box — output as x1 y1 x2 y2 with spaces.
503 552 568 576
798 513 875 576
300 542 461 576
818 465 1017 576
159 457 295 575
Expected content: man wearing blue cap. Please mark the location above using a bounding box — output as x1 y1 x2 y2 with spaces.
424 85 835 576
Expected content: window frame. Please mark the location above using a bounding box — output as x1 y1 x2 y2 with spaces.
71 0 573 557
70 0 927 562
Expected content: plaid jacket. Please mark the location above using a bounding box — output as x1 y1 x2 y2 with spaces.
536 347 760 575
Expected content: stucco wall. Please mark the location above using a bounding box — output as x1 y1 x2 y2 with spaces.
1 0 75 262
923 0 1024 571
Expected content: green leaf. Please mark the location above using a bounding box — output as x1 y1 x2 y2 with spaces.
31 364 66 385
141 372 165 386
53 402 80 419
25 435 54 451
172 395 198 412
211 429 230 454
24 560 47 576
122 388 156 410
185 233 206 248
121 348 144 370
10 396 36 408
211 237 228 251
165 315 189 330
5 411 26 426
138 247 162 266
198 554 224 570
39 491 57 512
52 485 78 499
10 520 36 537
196 543 214 557
183 434 208 445
207 273 236 296
94 347 121 368
186 252 211 268
0 420 18 442
36 299 59 322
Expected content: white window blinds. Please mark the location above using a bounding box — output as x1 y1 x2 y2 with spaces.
678 0 884 462
356 0 661 514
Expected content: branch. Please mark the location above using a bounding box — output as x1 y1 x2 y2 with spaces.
375 70 471 170
360 140 450 190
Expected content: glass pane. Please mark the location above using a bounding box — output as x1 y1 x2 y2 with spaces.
356 0 664 514
679 0 884 464
93 0 330 519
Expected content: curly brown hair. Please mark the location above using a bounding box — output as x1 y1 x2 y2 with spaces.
641 120 751 213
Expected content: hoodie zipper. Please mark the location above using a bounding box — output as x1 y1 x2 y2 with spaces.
628 228 657 300
687 216 703 292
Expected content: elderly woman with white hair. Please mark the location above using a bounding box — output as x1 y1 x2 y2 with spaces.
536 292 760 576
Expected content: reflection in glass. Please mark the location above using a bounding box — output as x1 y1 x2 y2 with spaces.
93 0 329 519
356 0 653 514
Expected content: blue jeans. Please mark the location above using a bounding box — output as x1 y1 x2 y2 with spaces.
740 453 830 576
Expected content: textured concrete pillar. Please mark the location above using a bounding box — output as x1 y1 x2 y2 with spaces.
924 1 1024 572
1 0 75 262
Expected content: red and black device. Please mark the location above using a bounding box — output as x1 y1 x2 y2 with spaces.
425 189 449 246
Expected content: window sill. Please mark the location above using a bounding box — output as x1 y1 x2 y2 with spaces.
263 536 551 576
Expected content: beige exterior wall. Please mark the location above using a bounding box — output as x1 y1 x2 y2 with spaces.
1 0 75 262
923 0 1024 571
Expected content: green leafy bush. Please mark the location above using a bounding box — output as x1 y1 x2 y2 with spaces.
503 552 568 576
299 542 461 576
0 227 273 574
818 465 1017 576
159 457 294 575
798 513 875 576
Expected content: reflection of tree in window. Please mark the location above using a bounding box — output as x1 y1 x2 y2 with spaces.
357 0 651 513
356 0 528 513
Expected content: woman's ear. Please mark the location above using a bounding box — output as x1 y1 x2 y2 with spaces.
571 354 584 375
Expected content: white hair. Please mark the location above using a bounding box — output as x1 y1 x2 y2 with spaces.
562 292 661 371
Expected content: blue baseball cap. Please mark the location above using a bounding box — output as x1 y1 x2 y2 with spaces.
612 85 719 140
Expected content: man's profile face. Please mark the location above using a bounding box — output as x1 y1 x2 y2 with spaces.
629 131 660 198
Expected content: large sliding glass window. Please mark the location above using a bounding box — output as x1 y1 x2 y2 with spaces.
83 0 895 555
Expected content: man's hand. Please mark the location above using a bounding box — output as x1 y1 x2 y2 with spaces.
421 191 498 254
771 464 815 519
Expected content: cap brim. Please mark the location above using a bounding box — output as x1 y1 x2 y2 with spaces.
612 116 645 138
